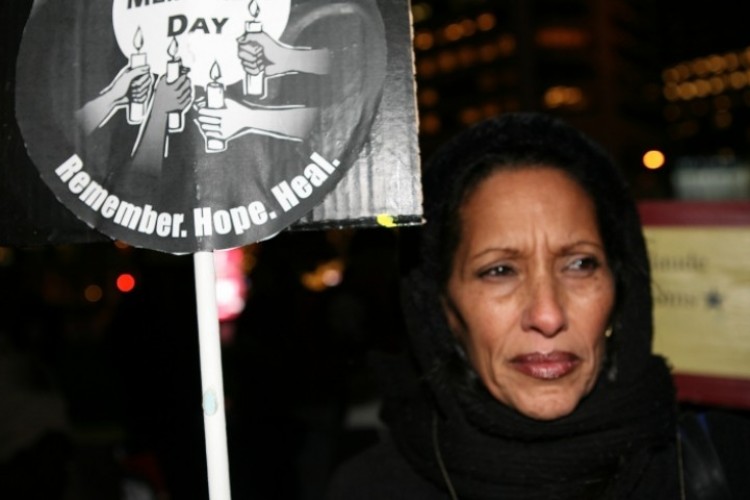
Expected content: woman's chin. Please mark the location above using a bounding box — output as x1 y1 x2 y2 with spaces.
503 392 582 421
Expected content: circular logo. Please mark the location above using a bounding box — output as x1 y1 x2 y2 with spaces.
16 0 387 253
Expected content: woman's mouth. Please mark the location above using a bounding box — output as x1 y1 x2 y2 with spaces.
510 351 581 380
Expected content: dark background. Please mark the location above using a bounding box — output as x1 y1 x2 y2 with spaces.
3 1 750 499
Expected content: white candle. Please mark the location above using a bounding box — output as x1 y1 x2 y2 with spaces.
206 62 226 152
127 27 149 125
166 58 181 84
166 58 183 132
166 37 183 132
206 83 224 109
243 0 266 97
130 53 147 68
245 20 262 33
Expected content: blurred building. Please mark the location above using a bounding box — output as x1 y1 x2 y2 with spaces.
411 0 750 199
412 0 665 186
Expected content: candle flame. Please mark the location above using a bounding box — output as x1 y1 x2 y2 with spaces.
248 0 260 19
210 61 222 82
167 37 179 59
133 27 144 52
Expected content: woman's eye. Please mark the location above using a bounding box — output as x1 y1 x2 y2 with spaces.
479 265 516 278
567 256 600 273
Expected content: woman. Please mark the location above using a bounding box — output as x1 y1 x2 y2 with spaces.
327 112 748 499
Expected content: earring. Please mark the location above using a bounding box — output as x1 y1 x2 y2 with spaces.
605 326 613 338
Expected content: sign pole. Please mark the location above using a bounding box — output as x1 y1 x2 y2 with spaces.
194 251 232 500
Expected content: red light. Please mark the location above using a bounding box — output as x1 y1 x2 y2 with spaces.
117 273 136 293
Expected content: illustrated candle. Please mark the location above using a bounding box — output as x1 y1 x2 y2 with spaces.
206 61 226 153
243 0 266 97
166 37 183 132
127 27 149 125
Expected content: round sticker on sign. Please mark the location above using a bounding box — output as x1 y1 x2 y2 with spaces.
16 0 387 254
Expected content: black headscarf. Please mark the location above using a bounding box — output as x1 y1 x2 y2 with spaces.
378 113 680 499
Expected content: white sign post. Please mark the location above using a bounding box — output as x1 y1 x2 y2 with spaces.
194 252 232 500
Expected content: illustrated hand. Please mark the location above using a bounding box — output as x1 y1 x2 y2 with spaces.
151 73 193 116
194 97 318 141
75 64 153 135
104 65 152 106
194 97 250 141
128 69 153 104
238 31 290 77
238 32 331 76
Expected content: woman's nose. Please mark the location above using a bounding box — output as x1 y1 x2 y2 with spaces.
521 276 567 337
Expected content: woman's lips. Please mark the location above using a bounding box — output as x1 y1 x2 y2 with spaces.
509 351 581 380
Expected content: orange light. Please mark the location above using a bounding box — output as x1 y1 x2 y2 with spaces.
84 284 103 303
117 273 136 293
476 12 496 31
643 150 666 170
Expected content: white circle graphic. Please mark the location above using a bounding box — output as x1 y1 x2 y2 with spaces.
112 0 290 87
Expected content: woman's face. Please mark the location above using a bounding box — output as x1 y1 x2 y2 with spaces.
444 167 615 420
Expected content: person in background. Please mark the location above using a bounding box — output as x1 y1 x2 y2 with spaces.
326 112 750 499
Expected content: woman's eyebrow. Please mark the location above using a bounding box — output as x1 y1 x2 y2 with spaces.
558 240 605 253
469 246 522 262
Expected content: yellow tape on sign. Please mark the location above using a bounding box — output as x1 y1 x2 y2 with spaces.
644 227 750 378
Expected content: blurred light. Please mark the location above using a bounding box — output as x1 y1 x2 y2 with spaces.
411 2 432 23
420 113 441 134
662 68 680 83
458 46 478 67
545 87 565 108
729 71 747 89
709 76 725 95
84 284 103 303
725 53 740 71
215 279 246 321
677 82 697 100
414 31 434 51
478 43 499 62
676 64 691 81
694 79 711 97
543 86 584 108
690 59 709 77
708 54 725 74
321 268 342 287
714 110 732 129
0 247 13 266
663 83 679 101
438 51 458 72
535 27 589 49
482 102 502 117
460 19 477 37
459 107 482 125
476 12 496 31
114 240 130 250
214 248 248 323
643 150 666 170
301 259 344 292
497 34 516 56
117 273 136 293
416 57 437 78
418 88 439 107
444 23 463 42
